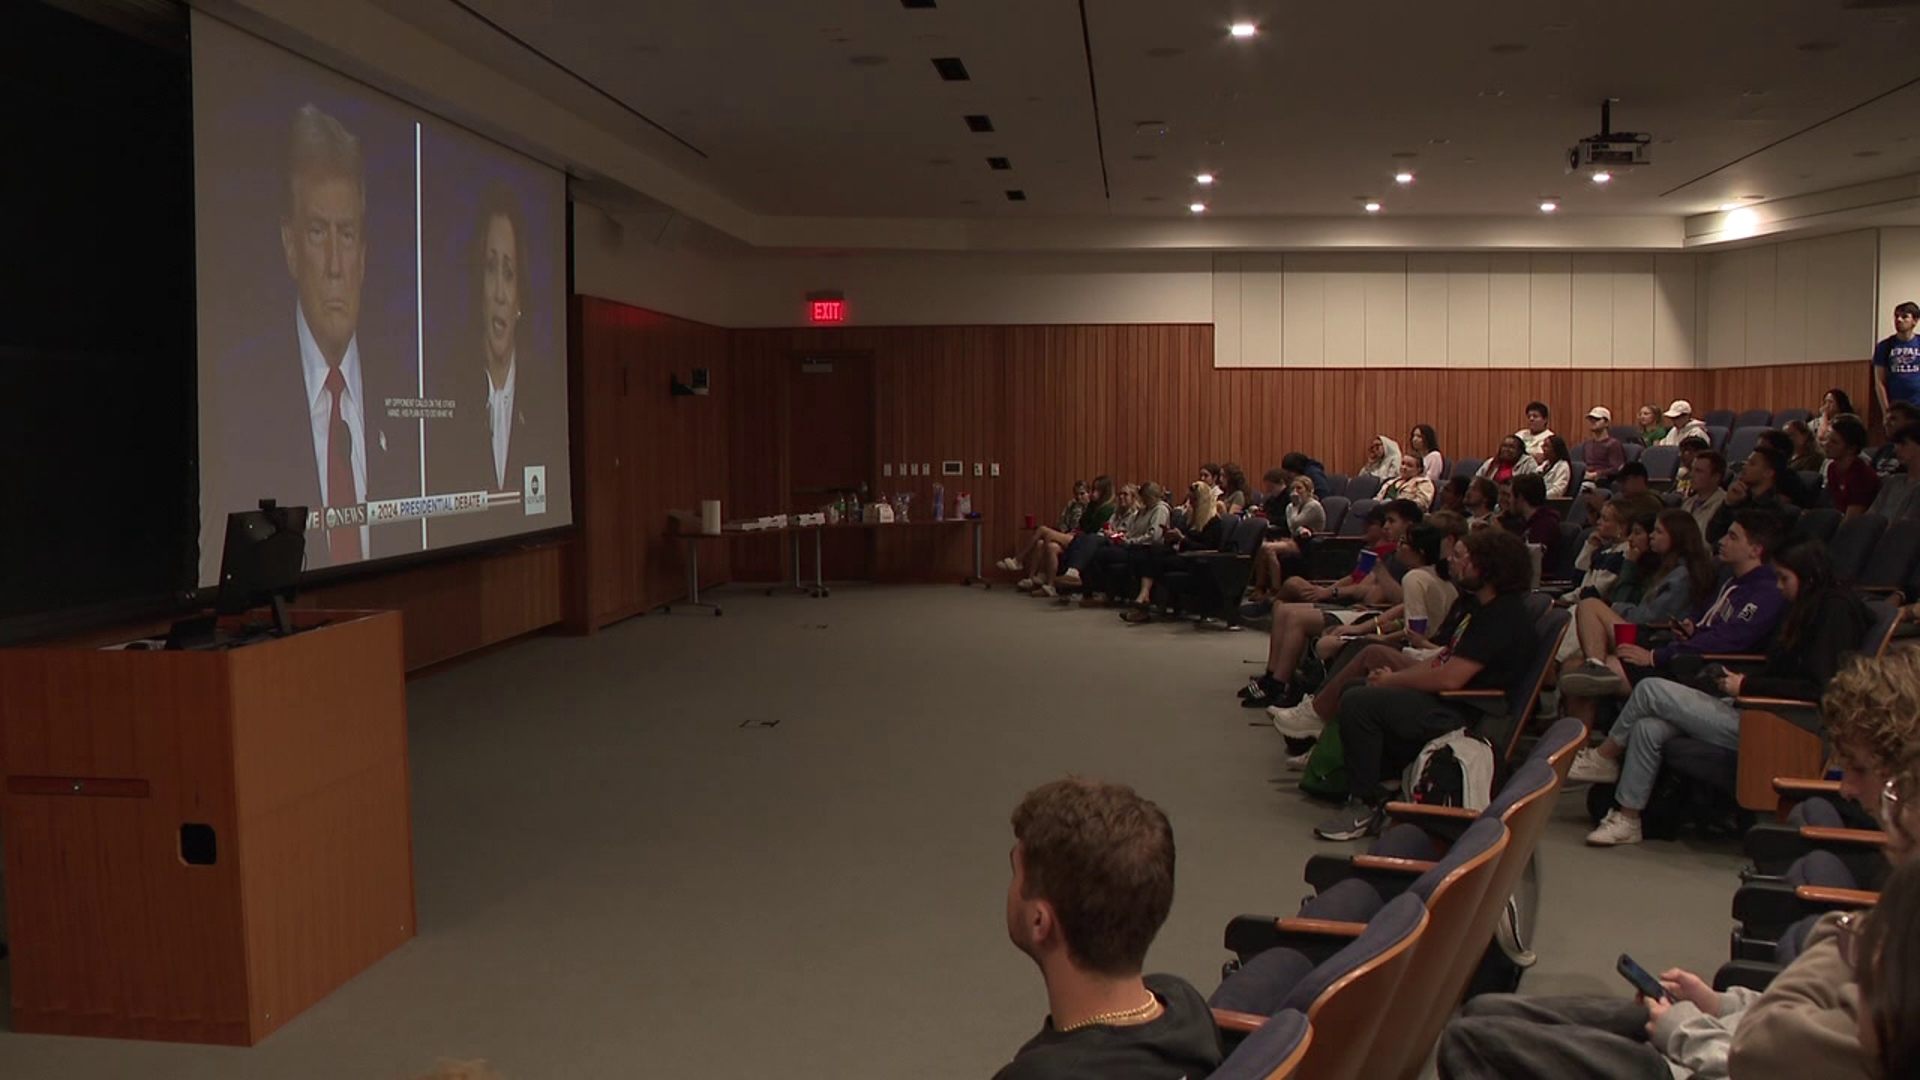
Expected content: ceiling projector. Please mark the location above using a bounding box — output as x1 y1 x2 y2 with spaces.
1568 100 1651 172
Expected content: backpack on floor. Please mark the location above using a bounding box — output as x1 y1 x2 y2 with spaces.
1298 722 1347 800
1402 729 1496 811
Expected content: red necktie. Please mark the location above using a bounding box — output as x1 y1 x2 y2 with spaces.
324 366 358 565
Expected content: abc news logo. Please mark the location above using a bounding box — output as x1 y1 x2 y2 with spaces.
307 505 369 531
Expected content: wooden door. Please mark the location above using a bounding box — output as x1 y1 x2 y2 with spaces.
789 354 874 579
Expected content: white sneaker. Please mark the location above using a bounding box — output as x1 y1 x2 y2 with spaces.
1566 747 1622 785
1585 809 1643 846
1057 569 1082 586
1283 748 1314 771
1039 584 1057 598
997 557 1021 572
1016 578 1035 590
1269 701 1326 740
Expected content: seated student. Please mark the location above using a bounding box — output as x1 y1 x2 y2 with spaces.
1264 520 1462 742
1437 474 1471 515
1869 421 1920 519
1379 451 1436 510
999 480 1088 578
1681 450 1729 537
1248 475 1326 603
1408 423 1445 483
1515 400 1556 458
1566 509 1717 670
1503 474 1563 570
1821 414 1881 518
1266 503 1392 605
1636 401 1670 447
1359 434 1403 483
1582 460 1665 528
1242 508 1438 709
1660 399 1711 447
1580 406 1628 489
1811 387 1857 444
1476 434 1542 484
1575 541 1871 845
995 776 1222 1080
1179 463 1223 514
1217 462 1251 515
1031 476 1117 596
1755 430 1821 509
1281 451 1331 498
1119 483 1225 622
1852 860 1920 1080
1255 466 1291 521
1671 434 1712 497
1561 495 1631 605
1872 401 1920 476
1536 434 1574 499
1709 447 1798 544
1464 476 1500 528
1057 483 1140 590
1083 483 1169 600
1785 419 1825 474
1312 528 1539 841
1560 510 1789 718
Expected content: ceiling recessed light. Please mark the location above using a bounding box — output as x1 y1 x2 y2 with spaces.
1725 207 1759 238
1590 171 1612 184
1394 171 1414 184
1229 23 1257 38
1190 202 1207 213
1364 201 1382 213
1195 173 1215 185
1539 200 1558 213
1717 202 1740 211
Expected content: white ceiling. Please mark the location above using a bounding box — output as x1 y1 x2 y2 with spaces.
439 0 1920 225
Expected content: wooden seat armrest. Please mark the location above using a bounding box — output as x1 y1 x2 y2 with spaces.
1273 917 1367 938
1736 696 1818 709
1438 689 1504 698
1773 778 1842 796
1794 885 1879 907
1212 1008 1267 1034
1701 653 1766 663
1384 800 1479 822
1350 854 1436 875
1860 585 1907 600
1799 826 1888 847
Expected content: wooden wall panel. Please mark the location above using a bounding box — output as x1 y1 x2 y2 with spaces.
572 297 732 626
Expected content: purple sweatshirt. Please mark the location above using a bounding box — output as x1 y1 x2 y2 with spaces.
1653 564 1786 667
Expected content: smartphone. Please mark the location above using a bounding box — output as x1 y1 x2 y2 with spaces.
1617 953 1669 1002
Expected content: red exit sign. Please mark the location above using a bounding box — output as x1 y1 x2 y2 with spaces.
809 300 847 324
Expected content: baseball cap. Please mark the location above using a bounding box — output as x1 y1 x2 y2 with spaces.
1587 406 1612 422
1664 399 1693 419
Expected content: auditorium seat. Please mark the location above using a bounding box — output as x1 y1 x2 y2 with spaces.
1612 423 1642 444
1346 474 1383 503
1704 424 1730 451
1209 1009 1311 1080
1337 499 1379 537
1639 445 1679 481
1444 606 1569 763
1622 441 1644 463
1704 409 1737 429
1827 513 1888 582
1734 409 1773 430
1324 473 1351 498
1789 507 1841 546
1857 518 1920 598
1566 461 1586 494
1724 427 1764 465
1211 892 1427 1080
1318 495 1350 536
1774 407 1813 427
1451 457 1483 481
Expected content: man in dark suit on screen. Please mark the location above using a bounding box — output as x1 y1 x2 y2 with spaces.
218 103 418 570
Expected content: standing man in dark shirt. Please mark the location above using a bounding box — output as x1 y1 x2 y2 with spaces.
1873 300 1920 415
995 777 1223 1080
1314 528 1540 840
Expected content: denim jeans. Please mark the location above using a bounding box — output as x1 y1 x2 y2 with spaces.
1605 677 1740 811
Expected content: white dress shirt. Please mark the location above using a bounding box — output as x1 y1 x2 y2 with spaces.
1514 427 1556 457
487 351 517 490
298 304 368 559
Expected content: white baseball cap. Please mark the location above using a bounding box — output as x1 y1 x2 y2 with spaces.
1664 399 1693 419
1587 406 1612 422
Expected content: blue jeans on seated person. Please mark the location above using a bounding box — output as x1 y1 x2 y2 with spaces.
1606 678 1740 811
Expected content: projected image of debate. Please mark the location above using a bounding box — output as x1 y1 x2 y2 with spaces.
192 15 569 587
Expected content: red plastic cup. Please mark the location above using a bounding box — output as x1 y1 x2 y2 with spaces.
1024 514 1037 529
1613 623 1639 647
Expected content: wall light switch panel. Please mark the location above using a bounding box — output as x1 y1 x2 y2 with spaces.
974 463 984 477
899 463 908 476
882 463 892 477
920 463 931 476
991 462 1001 477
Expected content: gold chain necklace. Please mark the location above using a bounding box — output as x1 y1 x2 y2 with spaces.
1055 993 1160 1033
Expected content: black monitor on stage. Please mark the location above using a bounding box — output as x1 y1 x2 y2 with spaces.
215 499 307 636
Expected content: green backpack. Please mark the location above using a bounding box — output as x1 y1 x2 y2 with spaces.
1298 720 1346 799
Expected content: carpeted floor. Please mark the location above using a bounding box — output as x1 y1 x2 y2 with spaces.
0 585 1746 1079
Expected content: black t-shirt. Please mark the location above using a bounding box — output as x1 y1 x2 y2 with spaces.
991 974 1224 1080
1441 591 1536 694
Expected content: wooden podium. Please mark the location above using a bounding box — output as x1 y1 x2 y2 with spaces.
0 610 416 1045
